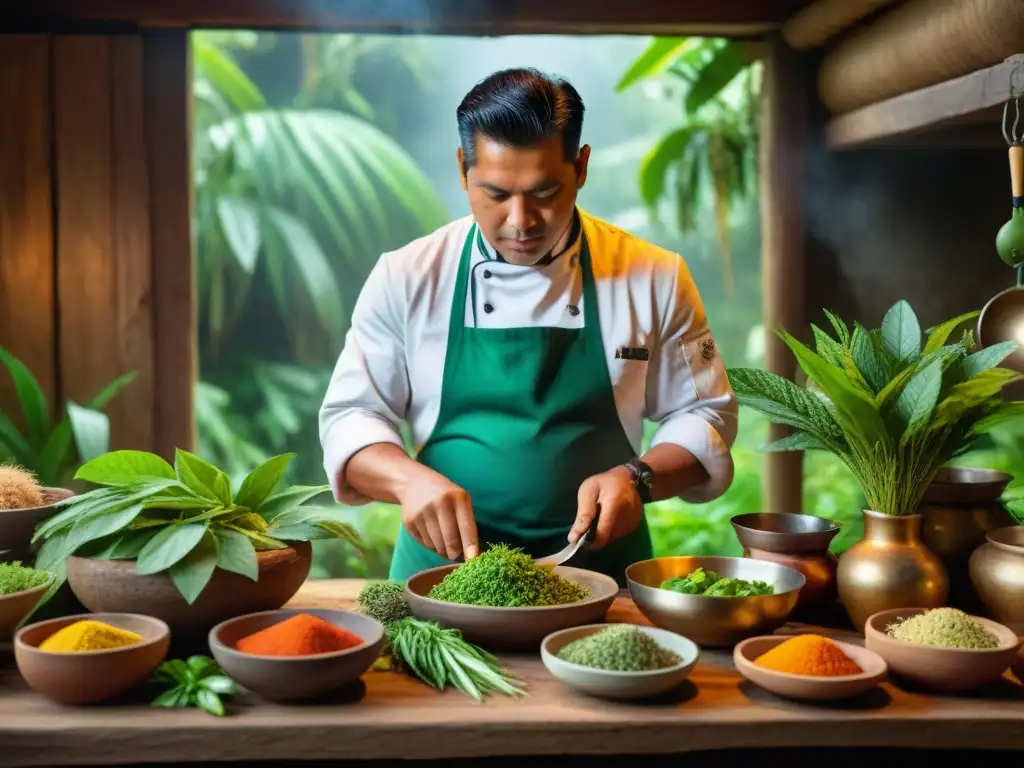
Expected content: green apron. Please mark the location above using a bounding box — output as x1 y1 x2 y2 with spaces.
389 223 652 587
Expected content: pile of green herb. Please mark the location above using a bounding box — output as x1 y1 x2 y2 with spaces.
0 561 52 596
886 607 999 650
355 578 525 701
427 543 590 607
556 625 681 672
660 567 774 597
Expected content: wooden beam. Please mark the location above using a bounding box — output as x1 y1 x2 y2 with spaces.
144 30 196 460
0 36 56 428
2 0 811 36
827 55 1024 150
759 34 809 514
781 0 896 50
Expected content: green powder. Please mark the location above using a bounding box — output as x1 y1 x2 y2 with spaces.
0 561 51 597
556 625 681 671
886 607 999 650
427 543 590 607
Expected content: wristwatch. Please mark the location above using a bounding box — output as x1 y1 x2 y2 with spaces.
622 458 654 505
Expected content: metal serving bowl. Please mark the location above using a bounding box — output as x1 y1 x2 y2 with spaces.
625 556 805 648
730 512 840 555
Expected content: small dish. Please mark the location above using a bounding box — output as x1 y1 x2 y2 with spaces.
864 607 1021 692
541 623 699 700
406 565 619 650
0 575 53 639
208 608 385 702
15 612 170 704
733 635 887 701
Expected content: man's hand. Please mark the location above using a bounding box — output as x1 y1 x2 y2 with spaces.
398 470 479 561
569 467 642 549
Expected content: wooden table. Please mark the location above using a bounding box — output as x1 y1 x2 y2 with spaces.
2 579 1024 766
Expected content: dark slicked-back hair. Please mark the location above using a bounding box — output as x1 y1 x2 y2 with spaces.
456 68 585 170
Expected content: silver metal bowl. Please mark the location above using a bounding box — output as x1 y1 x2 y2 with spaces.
730 512 840 555
625 556 805 648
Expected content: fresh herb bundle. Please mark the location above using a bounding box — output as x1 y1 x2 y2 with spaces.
357 580 411 626
660 567 774 597
386 617 526 702
0 561 52 597
427 543 590 607
151 656 236 716
727 301 1024 516
28 449 364 613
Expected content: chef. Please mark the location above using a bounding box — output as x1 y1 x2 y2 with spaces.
319 67 738 585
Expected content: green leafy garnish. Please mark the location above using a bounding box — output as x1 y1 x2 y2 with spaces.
660 567 774 597
0 561 52 597
150 655 236 716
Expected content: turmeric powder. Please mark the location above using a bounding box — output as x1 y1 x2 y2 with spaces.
38 619 143 653
754 634 862 677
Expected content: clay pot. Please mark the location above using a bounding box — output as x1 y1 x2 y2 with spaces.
919 466 1015 612
969 526 1024 634
65 541 312 637
837 510 949 631
0 488 75 563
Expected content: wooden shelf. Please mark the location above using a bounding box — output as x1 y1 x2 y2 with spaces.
826 56 1024 150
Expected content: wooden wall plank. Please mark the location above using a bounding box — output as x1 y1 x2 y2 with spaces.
144 29 196 459
52 35 124 444
109 35 155 451
0 35 56 429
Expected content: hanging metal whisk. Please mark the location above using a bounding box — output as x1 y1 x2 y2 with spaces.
1003 97 1022 147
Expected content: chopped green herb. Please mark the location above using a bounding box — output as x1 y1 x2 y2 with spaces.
0 561 51 597
660 567 774 597
150 655 236 716
556 625 681 671
357 580 411 627
427 543 589 607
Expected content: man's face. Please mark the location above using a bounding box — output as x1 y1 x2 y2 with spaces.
459 134 589 266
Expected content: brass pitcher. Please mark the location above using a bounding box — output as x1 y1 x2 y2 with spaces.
969 526 1024 633
837 510 949 631
919 466 1014 612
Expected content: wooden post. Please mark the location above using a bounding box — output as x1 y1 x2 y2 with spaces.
759 34 809 513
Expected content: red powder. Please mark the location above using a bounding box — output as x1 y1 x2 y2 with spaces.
235 613 363 657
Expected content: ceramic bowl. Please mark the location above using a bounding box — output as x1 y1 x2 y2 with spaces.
733 635 887 701
405 565 619 650
626 556 805 647
15 612 170 704
209 608 385 702
541 623 699 700
66 541 312 637
864 607 1021 692
0 487 74 562
0 574 54 639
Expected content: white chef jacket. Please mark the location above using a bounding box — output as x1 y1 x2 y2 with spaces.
319 210 739 507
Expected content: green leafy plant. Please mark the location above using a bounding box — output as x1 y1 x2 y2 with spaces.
727 301 1024 517
30 449 364 612
151 656 236 716
0 347 136 487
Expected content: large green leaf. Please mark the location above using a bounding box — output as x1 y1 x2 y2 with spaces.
615 37 697 92
213 527 258 581
811 324 844 367
935 368 1024 427
961 341 1019 379
0 412 32 465
0 346 50 447
881 300 921 363
169 530 220 604
192 39 267 113
850 324 889 393
174 449 233 506
257 485 331 522
822 310 850 347
923 310 980 356
761 431 829 452
235 453 295 512
684 42 746 115
895 359 943 445
64 502 146 557
727 367 842 439
135 522 209 575
215 195 261 274
75 450 176 486
66 402 109 464
638 126 699 208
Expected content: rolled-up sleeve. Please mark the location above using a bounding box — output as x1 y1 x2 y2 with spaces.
646 255 739 503
319 253 409 505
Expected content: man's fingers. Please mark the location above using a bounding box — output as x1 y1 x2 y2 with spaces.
422 513 448 559
571 481 600 543
437 499 464 561
590 490 619 550
454 494 479 559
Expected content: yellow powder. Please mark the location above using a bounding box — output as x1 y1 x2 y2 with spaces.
38 619 143 653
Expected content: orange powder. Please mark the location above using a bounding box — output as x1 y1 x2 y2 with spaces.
235 613 363 657
754 634 863 677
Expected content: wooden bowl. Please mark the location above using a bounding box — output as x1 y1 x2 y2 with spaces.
66 542 312 637
864 608 1021 692
15 612 170 704
733 635 887 701
405 565 618 650
541 623 699 700
209 609 385 702
0 575 54 639
0 488 74 562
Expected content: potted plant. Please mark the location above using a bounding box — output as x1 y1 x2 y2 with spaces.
727 300 1024 629
28 448 364 635
0 347 136 561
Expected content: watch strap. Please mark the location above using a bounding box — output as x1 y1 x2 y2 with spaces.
624 458 653 504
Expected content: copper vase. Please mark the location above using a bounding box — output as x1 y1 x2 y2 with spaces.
837 510 949 631
969 526 1024 633
919 466 1014 612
